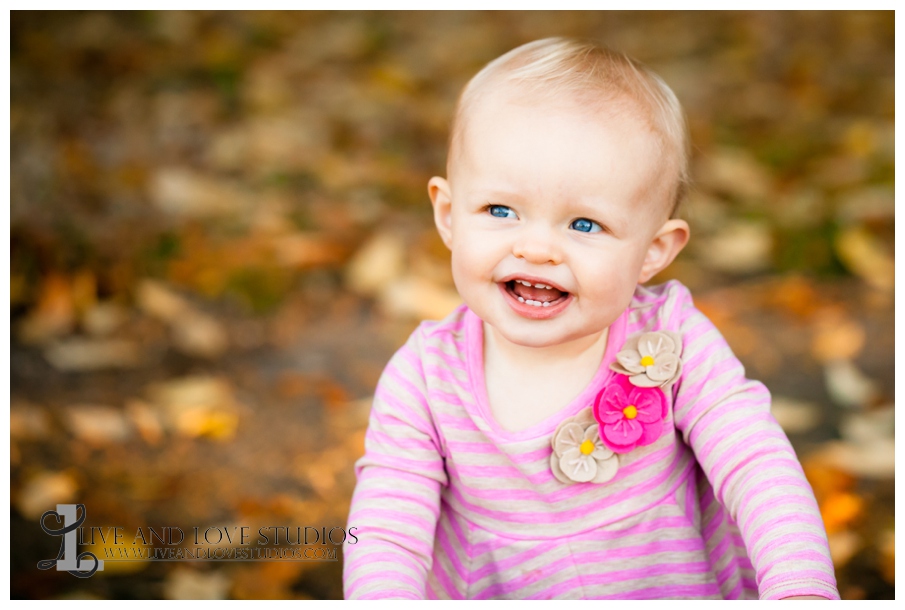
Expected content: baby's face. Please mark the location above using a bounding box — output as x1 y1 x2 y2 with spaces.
431 93 680 350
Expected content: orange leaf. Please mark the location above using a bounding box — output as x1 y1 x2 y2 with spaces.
819 491 864 535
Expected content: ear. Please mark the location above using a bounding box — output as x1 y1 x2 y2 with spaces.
428 176 454 250
638 219 690 283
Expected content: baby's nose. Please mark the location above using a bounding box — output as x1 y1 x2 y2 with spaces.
512 225 563 265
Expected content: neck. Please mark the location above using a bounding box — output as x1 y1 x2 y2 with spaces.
484 323 610 374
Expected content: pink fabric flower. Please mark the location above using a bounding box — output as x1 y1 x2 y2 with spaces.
593 374 667 454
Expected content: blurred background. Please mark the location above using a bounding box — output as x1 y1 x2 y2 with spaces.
9 11 894 600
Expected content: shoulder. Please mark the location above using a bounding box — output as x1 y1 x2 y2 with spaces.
631 279 693 308
388 304 470 373
418 303 469 343
628 280 696 332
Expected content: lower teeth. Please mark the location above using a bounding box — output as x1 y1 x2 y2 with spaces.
517 297 552 308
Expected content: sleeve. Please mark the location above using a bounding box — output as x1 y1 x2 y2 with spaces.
343 327 447 600
669 285 840 600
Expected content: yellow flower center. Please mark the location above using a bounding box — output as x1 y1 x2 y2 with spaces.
640 355 655 367
579 439 596 455
623 405 638 419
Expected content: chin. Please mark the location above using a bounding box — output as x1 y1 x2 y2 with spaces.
500 333 560 349
491 320 582 349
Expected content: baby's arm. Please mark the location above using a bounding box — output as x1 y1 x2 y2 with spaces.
669 286 839 600
783 595 830 600
343 330 446 599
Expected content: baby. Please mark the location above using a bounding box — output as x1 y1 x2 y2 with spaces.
343 38 838 600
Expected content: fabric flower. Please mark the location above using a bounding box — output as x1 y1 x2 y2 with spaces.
610 330 683 388
593 374 667 454
550 408 619 484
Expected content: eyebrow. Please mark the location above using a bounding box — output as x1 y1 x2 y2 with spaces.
464 186 526 202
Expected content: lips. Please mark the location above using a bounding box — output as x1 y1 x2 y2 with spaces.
498 275 572 319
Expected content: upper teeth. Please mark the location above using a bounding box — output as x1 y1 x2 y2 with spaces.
517 280 551 289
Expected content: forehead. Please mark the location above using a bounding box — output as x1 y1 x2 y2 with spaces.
453 81 656 154
451 92 666 212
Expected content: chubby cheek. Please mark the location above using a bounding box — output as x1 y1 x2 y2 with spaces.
449 246 485 298
575 261 640 309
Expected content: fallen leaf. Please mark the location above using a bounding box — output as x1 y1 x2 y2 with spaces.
242 113 329 172
820 491 864 535
288 499 328 526
836 186 895 224
345 232 406 298
839 406 894 444
276 371 309 399
682 191 730 234
71 269 97 316
82 301 128 336
231 561 308 600
773 188 826 230
834 226 894 291
16 471 79 519
378 275 462 321
137 279 228 357
807 439 895 479
326 397 373 434
843 120 878 158
812 155 869 189
147 376 241 441
136 279 190 323
411 250 455 290
345 429 367 458
811 314 866 363
315 376 351 410
827 530 862 568
177 409 239 441
44 338 142 371
273 232 346 269
163 567 231 600
303 463 336 497
150 167 248 218
16 273 76 345
693 147 774 200
802 458 855 506
762 275 823 318
247 194 295 235
770 396 823 434
824 359 880 409
125 399 165 445
698 220 773 274
64 404 132 445
10 400 52 441
171 311 229 359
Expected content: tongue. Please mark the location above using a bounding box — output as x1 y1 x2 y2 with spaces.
511 282 565 303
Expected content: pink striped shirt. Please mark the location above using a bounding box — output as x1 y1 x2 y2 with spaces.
344 281 839 599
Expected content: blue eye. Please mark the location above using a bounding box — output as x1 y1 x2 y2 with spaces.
570 218 603 233
488 205 517 219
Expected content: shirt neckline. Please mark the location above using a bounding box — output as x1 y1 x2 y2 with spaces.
464 306 628 442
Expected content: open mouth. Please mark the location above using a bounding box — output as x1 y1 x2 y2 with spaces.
503 279 570 308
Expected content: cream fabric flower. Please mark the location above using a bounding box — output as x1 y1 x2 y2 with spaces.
610 330 683 388
550 408 619 484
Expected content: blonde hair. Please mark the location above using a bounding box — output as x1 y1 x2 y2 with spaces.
449 37 690 215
